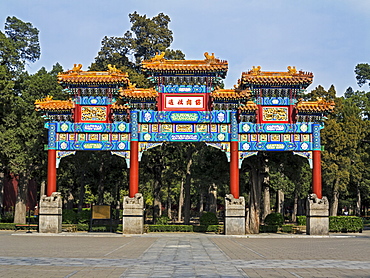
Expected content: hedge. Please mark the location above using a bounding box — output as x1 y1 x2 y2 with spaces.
281 224 294 233
296 216 306 226
264 213 284 226
329 216 363 232
193 225 223 233
148 225 193 232
199 212 219 226
260 225 279 233
0 223 16 230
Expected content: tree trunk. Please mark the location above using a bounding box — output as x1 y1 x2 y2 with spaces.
292 190 298 223
97 158 105 205
356 182 361 216
66 190 74 210
199 189 204 215
246 154 264 234
330 190 339 216
209 183 217 214
178 178 184 222
262 186 270 222
298 198 305 215
167 182 172 220
183 148 194 224
14 172 27 224
78 173 86 213
330 179 339 216
153 180 162 223
276 189 284 215
0 171 4 216
40 180 46 198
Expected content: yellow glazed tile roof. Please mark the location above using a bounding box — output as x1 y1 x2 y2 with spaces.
238 101 258 112
119 82 158 99
240 66 313 86
211 88 250 100
141 52 228 72
58 64 129 84
111 102 130 110
34 96 74 111
296 98 335 113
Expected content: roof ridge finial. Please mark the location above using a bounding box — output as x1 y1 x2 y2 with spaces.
72 64 82 72
251 66 261 75
108 64 121 73
287 66 297 75
151 52 166 62
204 52 216 61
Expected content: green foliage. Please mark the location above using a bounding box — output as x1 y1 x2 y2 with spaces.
77 209 91 224
5 16 40 64
0 223 16 230
296 216 307 226
156 215 170 225
260 225 279 233
76 224 89 231
193 225 222 233
329 216 363 232
62 209 77 224
148 225 193 232
355 63 370 87
0 211 14 223
199 212 219 226
281 224 294 233
90 12 185 89
264 213 284 227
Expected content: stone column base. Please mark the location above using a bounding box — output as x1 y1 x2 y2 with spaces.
39 192 62 233
225 194 245 235
122 193 144 234
306 194 329 235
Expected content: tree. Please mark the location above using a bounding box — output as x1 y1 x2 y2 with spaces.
0 17 43 222
4 16 40 65
355 63 370 87
90 12 184 88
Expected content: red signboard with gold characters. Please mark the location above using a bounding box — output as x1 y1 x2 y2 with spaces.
161 93 208 111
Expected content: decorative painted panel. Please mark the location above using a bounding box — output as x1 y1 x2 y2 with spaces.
239 141 313 151
139 132 230 142
256 97 296 106
75 96 115 105
53 122 130 133
138 111 230 123
80 106 107 122
239 123 313 133
262 106 289 122
161 85 207 93
56 140 129 151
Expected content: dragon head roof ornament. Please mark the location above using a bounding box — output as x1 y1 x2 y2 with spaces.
251 66 261 75
72 64 82 73
150 52 166 62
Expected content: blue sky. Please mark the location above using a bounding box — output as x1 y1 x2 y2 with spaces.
1 0 370 95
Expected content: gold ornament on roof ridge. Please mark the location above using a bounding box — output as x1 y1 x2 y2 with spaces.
151 52 166 62
72 64 82 72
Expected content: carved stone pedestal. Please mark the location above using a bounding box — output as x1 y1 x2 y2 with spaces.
122 193 144 234
225 194 245 235
39 192 62 233
306 194 329 235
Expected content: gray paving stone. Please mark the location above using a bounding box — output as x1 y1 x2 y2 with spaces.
1 231 370 277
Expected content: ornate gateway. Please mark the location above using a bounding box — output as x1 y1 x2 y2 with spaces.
36 54 334 234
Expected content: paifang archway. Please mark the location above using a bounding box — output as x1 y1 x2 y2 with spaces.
35 53 334 234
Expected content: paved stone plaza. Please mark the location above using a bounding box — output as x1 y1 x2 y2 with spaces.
1 230 370 277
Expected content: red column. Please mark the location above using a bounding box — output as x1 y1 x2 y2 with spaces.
129 140 139 198
230 141 239 199
312 150 322 199
47 149 57 196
